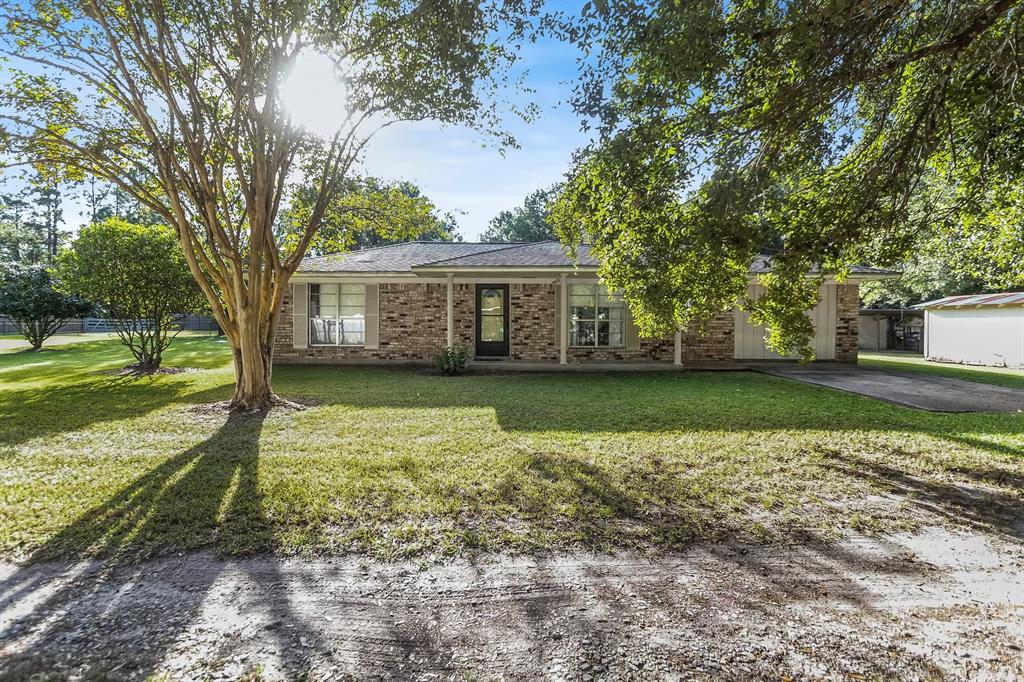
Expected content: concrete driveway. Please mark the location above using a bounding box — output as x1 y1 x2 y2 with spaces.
756 363 1024 412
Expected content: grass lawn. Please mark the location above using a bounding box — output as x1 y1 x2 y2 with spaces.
2 337 1022 562
0 331 215 351
859 351 1024 390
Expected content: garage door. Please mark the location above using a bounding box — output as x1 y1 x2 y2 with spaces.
734 284 837 360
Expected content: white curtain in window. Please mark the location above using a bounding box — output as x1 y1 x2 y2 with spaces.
309 283 366 346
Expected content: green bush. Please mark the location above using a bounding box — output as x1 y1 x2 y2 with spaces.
56 219 207 370
433 345 468 376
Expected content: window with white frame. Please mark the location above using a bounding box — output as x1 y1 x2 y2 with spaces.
309 283 365 346
569 284 625 347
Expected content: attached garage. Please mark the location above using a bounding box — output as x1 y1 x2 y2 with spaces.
917 293 1024 369
734 283 839 360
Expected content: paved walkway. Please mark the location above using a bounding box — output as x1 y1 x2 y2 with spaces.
757 363 1024 412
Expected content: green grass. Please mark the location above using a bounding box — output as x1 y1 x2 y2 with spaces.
1 337 1022 562
860 351 1024 390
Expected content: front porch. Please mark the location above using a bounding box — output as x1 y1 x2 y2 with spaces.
466 358 747 372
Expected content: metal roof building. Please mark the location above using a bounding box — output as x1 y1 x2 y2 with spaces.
915 293 1024 368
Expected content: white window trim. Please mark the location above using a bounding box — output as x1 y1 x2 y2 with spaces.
568 283 626 348
309 283 367 347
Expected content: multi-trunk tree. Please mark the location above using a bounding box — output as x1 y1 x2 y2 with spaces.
551 0 1024 358
0 0 536 409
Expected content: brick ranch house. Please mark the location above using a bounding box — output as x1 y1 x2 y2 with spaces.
274 241 897 366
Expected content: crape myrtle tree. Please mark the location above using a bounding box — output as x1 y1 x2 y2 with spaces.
550 0 1024 358
0 0 538 410
56 219 208 371
0 264 92 350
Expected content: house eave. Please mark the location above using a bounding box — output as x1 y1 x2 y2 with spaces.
291 268 898 280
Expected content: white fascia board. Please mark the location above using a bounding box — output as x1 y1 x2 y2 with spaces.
291 272 435 283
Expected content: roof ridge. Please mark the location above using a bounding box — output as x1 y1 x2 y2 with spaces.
304 241 418 260
308 240 558 261
416 241 550 267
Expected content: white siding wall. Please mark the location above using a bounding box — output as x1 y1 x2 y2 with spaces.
924 307 1024 368
734 283 837 360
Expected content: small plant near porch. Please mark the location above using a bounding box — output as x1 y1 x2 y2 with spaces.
433 345 469 376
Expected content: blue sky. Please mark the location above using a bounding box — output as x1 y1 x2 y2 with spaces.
25 24 593 242
358 35 592 240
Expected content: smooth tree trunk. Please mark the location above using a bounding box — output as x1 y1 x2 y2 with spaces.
228 307 278 412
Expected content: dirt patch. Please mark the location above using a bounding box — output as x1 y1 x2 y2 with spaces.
96 366 203 377
187 397 309 417
2 525 1022 681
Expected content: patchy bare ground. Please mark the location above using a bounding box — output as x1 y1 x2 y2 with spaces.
2 526 1022 681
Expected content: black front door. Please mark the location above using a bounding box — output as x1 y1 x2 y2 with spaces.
475 284 509 357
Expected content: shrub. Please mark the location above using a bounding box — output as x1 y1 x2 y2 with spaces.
56 219 207 371
0 264 93 350
433 345 468 376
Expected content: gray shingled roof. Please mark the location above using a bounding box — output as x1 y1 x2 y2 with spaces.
298 241 897 276
414 241 598 269
298 242 513 273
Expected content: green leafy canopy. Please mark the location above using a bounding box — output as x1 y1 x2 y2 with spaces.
551 0 1024 357
56 219 208 368
480 184 560 243
56 218 206 320
0 263 92 349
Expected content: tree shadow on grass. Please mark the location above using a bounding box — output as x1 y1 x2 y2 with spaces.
820 448 1024 541
0 377 233 446
0 412 325 680
275 366 1024 533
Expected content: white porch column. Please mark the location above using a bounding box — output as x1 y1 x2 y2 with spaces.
559 273 568 365
674 329 683 366
446 273 455 348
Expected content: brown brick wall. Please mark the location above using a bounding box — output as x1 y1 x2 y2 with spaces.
273 281 751 365
275 282 457 364
511 283 559 360
565 310 734 363
681 312 736 362
835 282 859 363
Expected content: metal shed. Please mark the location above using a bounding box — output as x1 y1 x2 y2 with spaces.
916 293 1024 368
